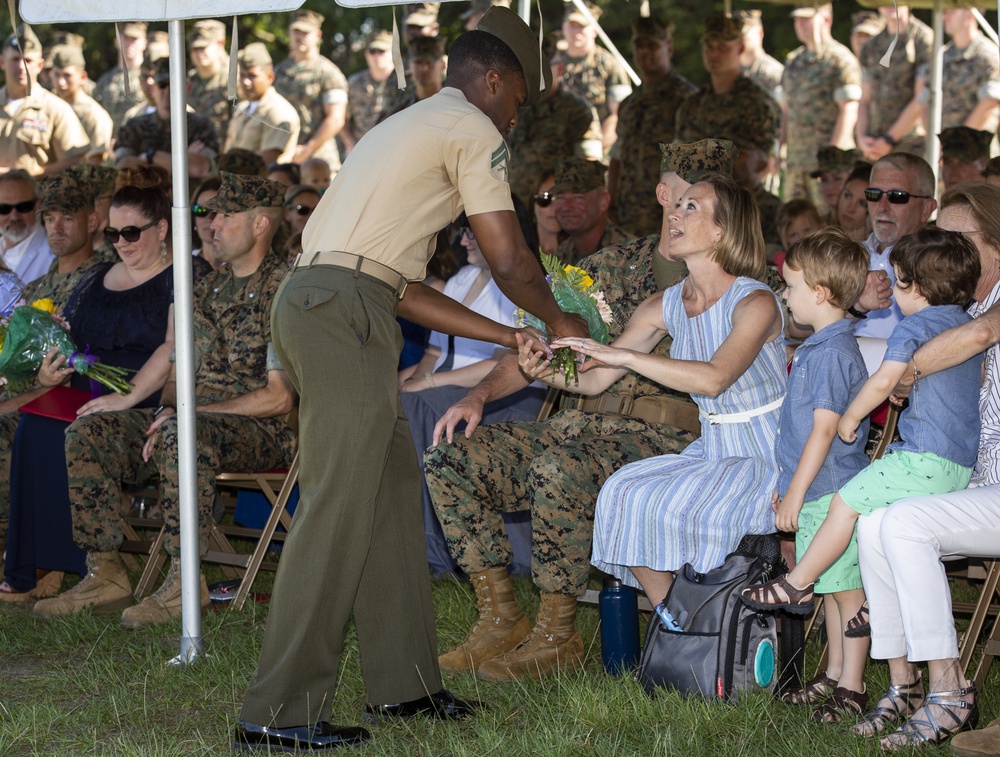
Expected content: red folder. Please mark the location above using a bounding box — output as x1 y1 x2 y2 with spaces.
19 386 92 422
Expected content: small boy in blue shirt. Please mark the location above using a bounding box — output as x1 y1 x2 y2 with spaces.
753 228 873 721
744 226 983 629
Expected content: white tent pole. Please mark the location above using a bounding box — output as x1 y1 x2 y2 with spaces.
925 0 943 195
166 17 203 665
972 8 999 45
518 0 529 23
567 0 641 86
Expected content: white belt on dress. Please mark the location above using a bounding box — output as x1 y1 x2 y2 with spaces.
700 396 784 425
296 250 408 299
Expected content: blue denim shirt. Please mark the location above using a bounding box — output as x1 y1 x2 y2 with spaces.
884 304 982 466
777 318 870 501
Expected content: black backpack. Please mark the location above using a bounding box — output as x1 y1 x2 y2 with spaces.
636 536 781 700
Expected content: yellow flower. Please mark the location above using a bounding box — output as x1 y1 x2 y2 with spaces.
31 298 56 314
563 265 594 289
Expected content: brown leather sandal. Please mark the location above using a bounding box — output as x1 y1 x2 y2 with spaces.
811 686 868 724
780 672 838 705
741 575 815 615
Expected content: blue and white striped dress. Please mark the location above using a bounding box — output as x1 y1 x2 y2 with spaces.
591 277 786 586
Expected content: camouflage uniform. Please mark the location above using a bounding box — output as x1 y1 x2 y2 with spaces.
64 250 295 557
560 47 631 127
506 89 602 205
115 110 219 161
555 221 634 265
425 235 697 595
674 76 780 159
346 69 399 143
782 38 862 202
611 70 697 236
742 52 784 102
274 55 349 170
187 67 231 141
859 17 933 156
919 35 1000 132
754 185 782 252
22 255 105 314
92 66 145 134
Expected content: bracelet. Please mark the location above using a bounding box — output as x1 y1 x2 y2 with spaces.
847 305 868 320
912 359 921 390
154 404 175 417
882 133 898 147
424 372 436 388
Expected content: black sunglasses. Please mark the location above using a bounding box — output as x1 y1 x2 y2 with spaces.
104 220 157 244
191 204 214 218
286 204 315 216
864 188 933 205
0 199 37 215
155 80 170 89
533 192 555 208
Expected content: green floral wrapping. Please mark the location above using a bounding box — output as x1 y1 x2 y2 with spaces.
0 306 133 395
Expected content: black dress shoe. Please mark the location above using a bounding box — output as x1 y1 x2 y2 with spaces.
234 720 371 752
363 689 483 722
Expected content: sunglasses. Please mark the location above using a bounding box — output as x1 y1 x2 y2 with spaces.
191 204 214 218
286 204 315 216
533 192 555 208
864 188 933 204
155 80 170 89
0 199 37 215
104 220 157 244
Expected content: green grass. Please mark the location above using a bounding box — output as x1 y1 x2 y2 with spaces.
0 566 997 756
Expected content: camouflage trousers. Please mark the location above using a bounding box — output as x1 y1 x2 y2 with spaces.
65 408 294 556
0 410 18 541
424 408 696 596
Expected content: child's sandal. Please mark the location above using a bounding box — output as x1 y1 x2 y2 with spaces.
811 686 868 724
844 601 871 638
779 672 838 705
741 575 815 615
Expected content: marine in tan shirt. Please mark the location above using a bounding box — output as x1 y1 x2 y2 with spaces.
0 28 89 176
225 44 301 165
48 45 113 163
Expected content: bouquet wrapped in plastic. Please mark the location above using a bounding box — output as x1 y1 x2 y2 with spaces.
0 300 133 395
516 253 614 386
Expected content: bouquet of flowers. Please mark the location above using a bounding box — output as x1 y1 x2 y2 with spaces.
517 253 614 386
0 299 133 395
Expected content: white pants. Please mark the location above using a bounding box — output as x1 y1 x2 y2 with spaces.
857 483 1000 662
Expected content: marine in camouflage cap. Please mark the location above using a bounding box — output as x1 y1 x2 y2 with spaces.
939 126 992 164
702 12 742 42
551 157 606 194
563 0 601 26
38 170 92 213
205 171 285 213
408 36 445 62
49 45 86 70
289 10 324 32
660 139 738 183
366 29 393 52
405 3 440 27
811 146 864 178
632 16 672 43
217 149 268 177
851 11 884 38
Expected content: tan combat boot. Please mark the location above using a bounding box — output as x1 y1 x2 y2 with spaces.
438 567 531 674
476 592 584 682
120 557 210 629
33 551 134 617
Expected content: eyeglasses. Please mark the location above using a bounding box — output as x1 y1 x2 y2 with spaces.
191 204 214 218
0 199 37 215
533 192 555 208
104 220 157 244
155 80 170 89
864 188 933 204
286 204 315 216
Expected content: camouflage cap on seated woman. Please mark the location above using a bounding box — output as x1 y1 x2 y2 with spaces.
659 139 738 183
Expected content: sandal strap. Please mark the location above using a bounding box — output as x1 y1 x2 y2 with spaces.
744 576 814 606
780 672 838 705
852 676 925 737
892 684 978 746
812 686 868 723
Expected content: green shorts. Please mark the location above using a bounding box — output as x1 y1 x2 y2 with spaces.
796 492 862 594
838 450 973 517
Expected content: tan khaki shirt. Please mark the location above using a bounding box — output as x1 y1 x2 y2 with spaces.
0 86 89 174
70 91 114 159
302 87 513 282
224 87 301 163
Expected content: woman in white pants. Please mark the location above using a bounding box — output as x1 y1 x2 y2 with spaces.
856 182 1000 750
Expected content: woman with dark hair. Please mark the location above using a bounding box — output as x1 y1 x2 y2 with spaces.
520 174 786 606
191 174 222 268
0 166 209 601
836 163 873 243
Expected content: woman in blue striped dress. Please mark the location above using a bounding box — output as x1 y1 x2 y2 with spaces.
519 174 786 606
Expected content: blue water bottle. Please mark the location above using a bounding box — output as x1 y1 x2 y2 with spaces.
599 576 640 675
